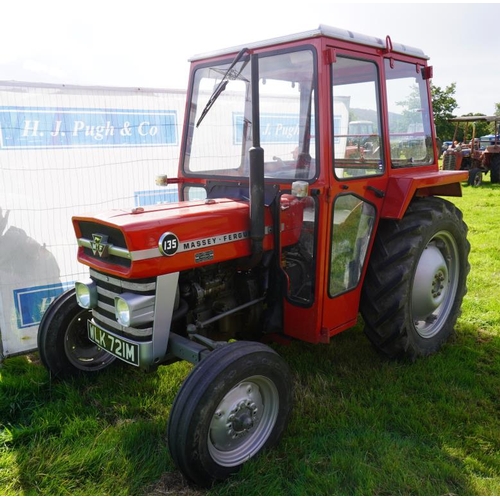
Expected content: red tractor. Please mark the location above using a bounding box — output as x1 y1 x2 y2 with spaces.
442 115 500 186
38 25 470 486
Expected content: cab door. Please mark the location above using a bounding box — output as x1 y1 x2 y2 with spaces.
320 51 388 336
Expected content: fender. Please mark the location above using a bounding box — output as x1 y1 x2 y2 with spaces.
380 170 467 219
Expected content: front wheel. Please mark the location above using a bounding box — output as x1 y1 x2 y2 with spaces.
361 197 470 360
37 289 116 379
167 341 293 486
468 167 482 187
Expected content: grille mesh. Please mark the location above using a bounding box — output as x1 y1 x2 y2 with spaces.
442 154 456 171
90 269 155 340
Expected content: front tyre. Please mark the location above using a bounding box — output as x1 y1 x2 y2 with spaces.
468 167 482 187
167 341 293 486
37 289 115 379
361 197 470 360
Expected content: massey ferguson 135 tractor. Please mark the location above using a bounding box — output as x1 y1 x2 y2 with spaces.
38 25 471 485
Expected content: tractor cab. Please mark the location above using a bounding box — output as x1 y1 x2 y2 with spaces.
176 24 465 342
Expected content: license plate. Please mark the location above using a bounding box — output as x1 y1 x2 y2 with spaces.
88 320 140 366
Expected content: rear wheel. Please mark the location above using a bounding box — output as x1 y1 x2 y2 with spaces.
167 341 293 486
490 155 500 183
37 289 115 379
361 197 470 360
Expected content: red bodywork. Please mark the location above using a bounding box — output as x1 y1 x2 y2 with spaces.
74 195 306 279
74 200 268 279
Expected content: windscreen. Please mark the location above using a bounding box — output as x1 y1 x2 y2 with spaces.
184 48 317 180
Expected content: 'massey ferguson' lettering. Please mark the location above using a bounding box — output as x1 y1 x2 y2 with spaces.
154 226 272 259
181 231 249 252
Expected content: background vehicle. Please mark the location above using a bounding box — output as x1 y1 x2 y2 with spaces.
345 120 379 158
38 25 470 486
441 140 453 156
442 115 500 186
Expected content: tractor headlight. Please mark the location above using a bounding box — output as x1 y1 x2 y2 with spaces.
75 280 98 309
114 293 155 327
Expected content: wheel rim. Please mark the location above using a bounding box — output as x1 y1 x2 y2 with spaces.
411 230 460 339
473 171 482 187
64 309 115 371
208 375 279 467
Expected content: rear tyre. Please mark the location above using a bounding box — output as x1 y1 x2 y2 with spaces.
167 341 293 486
37 289 115 379
361 197 470 360
490 155 500 183
468 167 482 187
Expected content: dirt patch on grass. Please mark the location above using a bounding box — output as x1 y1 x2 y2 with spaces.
146 471 207 496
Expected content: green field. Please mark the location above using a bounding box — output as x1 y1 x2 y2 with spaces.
1 180 499 496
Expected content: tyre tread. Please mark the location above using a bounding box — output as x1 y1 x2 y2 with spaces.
361 197 470 359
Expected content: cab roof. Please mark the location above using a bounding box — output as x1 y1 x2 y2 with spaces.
189 24 429 62
449 115 500 123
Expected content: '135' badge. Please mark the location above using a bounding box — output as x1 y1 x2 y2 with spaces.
158 232 179 256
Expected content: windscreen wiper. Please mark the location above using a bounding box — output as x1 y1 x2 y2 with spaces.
196 47 249 128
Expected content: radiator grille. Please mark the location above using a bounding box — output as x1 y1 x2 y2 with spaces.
90 268 155 340
442 154 456 171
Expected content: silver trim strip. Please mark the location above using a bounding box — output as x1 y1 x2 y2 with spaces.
93 310 153 338
129 225 274 261
82 225 274 263
95 297 114 316
130 248 162 261
151 273 179 361
90 269 156 291
96 286 116 300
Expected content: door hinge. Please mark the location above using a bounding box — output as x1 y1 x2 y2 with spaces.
323 48 336 65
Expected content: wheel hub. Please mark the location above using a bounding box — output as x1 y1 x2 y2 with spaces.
211 384 261 446
208 374 279 467
228 400 258 435
432 270 446 298
410 230 460 340
412 244 449 320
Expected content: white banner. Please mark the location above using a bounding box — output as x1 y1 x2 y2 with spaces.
0 81 186 357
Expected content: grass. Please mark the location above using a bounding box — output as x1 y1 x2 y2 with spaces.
1 179 500 495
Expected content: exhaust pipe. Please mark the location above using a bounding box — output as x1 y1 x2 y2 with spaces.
248 53 264 266
249 145 264 264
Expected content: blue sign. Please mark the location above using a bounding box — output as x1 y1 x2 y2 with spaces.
0 106 178 149
134 188 179 206
13 282 72 329
333 116 342 144
233 113 299 144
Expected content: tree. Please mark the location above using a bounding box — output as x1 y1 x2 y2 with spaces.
431 82 458 141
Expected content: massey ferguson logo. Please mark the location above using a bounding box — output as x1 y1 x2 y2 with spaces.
91 234 110 257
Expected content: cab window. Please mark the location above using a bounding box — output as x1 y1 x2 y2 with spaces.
385 59 434 167
331 56 384 179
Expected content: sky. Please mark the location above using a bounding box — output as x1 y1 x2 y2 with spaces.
1 1 499 116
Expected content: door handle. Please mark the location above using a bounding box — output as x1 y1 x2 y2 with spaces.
366 185 385 198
